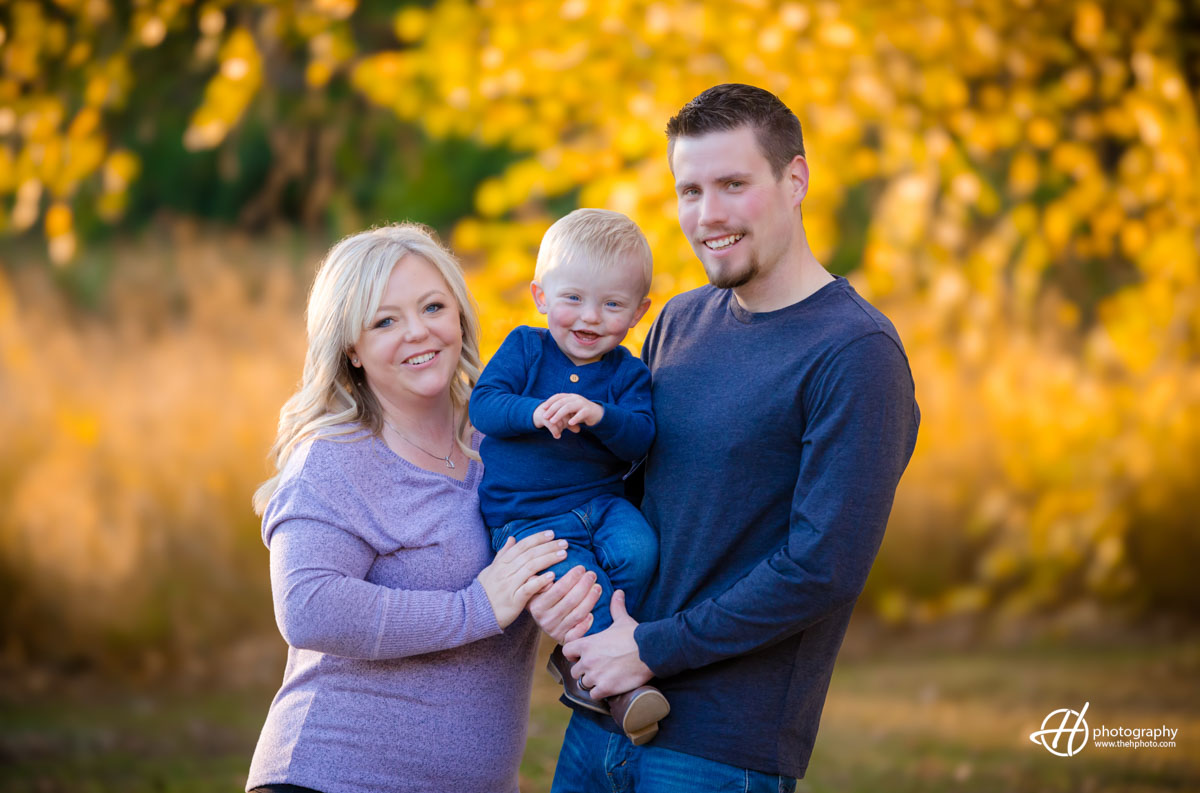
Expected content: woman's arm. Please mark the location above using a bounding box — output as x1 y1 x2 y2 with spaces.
270 518 564 659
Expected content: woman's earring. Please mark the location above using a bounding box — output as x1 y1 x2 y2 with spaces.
351 357 359 365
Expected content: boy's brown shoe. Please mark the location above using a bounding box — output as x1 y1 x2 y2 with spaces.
547 644 671 744
608 686 670 746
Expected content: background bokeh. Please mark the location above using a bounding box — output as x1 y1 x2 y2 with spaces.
1 1 1197 790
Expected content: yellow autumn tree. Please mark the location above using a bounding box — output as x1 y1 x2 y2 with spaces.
351 0 1200 617
3 0 1198 628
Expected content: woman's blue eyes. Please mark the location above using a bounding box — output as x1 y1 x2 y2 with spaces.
373 304 442 328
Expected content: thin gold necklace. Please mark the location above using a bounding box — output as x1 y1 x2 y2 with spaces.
382 418 456 469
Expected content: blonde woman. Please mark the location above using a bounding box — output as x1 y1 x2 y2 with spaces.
246 224 599 793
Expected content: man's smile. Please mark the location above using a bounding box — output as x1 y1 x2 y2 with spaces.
704 233 744 250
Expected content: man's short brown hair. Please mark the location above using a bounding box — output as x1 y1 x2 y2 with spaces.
666 83 806 179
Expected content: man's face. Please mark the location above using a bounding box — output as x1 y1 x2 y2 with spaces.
671 125 799 290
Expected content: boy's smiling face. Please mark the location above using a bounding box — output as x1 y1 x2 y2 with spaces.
531 259 652 366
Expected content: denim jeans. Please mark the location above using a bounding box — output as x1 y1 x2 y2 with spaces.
551 712 798 793
491 493 657 634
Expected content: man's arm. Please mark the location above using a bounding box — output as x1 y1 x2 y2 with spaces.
567 333 918 691
637 332 918 675
468 328 544 438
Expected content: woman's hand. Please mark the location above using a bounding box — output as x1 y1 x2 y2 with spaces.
529 564 603 643
478 532 567 629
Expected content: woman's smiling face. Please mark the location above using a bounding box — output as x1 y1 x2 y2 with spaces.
349 253 463 409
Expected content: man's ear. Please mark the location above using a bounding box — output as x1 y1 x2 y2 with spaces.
786 155 810 209
630 297 652 327
530 280 549 314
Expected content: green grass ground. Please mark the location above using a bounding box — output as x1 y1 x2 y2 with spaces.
2 633 1196 792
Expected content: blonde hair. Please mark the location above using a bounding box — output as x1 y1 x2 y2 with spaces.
253 223 481 515
535 208 653 297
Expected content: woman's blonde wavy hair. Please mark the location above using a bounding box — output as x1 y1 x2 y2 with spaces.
253 223 481 515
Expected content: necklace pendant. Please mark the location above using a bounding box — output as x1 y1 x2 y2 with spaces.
444 456 456 470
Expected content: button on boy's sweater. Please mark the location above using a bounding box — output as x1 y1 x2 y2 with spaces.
469 325 654 528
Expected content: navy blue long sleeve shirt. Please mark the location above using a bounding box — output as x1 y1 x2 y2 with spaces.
575 277 919 777
469 326 654 528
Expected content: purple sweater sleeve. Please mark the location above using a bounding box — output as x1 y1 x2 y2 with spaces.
267 483 501 660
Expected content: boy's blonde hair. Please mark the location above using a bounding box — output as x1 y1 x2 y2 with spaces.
534 208 653 297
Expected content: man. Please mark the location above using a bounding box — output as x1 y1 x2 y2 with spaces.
551 83 920 790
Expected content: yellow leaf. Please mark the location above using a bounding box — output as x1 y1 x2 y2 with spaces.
44 202 73 238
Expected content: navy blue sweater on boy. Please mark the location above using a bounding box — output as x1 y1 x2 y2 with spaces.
572 277 920 778
469 325 654 529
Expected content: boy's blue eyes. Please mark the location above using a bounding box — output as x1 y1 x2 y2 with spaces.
561 295 622 307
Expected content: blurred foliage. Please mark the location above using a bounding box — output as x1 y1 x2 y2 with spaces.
356 0 1200 622
1 0 1199 668
0 0 514 257
0 228 304 671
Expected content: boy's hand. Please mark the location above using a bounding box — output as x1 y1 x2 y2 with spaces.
533 399 578 439
535 393 604 438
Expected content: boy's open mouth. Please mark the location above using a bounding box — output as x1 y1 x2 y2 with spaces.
572 330 600 343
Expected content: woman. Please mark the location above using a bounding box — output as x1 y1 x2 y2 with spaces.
246 224 598 793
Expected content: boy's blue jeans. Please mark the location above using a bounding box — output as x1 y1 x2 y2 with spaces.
490 493 657 634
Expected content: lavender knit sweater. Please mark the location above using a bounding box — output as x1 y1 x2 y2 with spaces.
246 426 539 793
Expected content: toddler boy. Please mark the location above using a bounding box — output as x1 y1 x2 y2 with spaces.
469 208 668 745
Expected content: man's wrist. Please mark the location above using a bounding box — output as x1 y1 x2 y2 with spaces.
633 617 689 679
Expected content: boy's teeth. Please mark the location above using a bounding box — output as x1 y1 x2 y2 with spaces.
705 233 744 250
405 352 435 365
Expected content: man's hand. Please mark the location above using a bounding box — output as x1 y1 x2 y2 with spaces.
533 393 604 439
563 590 652 699
528 565 602 643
